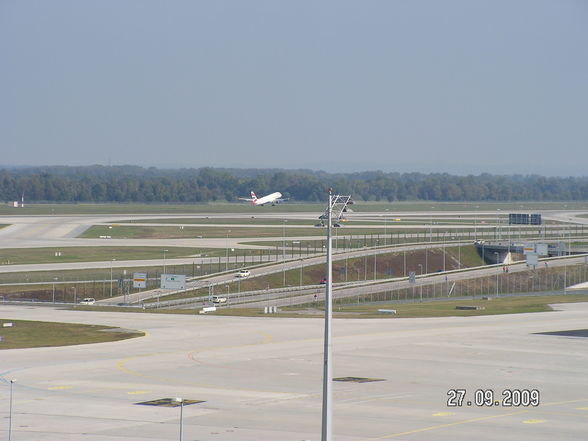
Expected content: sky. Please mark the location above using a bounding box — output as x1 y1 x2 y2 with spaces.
1 0 587 176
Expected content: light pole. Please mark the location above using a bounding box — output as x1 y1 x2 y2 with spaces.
163 249 169 274
384 209 389 246
110 259 116 297
495 252 500 297
174 397 184 441
442 232 446 272
300 259 303 288
430 206 434 242
283 220 287 260
345 254 348 282
52 277 58 303
321 188 333 441
418 263 423 302
225 231 230 271
283 221 287 286
8 379 15 441
374 241 378 280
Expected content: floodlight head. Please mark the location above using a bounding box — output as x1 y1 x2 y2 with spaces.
174 397 183 403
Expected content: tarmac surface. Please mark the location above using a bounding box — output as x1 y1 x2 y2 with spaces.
2 303 588 441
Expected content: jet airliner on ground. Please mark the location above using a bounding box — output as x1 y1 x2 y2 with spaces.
239 191 287 206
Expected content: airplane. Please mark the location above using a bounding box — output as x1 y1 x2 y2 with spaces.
239 191 288 206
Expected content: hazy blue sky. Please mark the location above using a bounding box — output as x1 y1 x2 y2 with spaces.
1 0 587 175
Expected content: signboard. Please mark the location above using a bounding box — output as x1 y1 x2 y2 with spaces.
133 273 147 289
161 274 186 290
408 272 416 283
509 213 542 225
526 253 539 267
524 243 548 256
535 243 548 256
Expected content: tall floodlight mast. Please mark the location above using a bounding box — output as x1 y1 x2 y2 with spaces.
321 188 334 441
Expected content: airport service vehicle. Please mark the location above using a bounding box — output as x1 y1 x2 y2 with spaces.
79 298 96 305
236 269 251 278
212 296 227 304
239 191 287 206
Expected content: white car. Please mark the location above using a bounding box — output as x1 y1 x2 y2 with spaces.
79 298 96 305
236 270 250 278
212 296 227 304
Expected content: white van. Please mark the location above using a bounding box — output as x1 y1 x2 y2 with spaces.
80 298 96 305
212 296 227 304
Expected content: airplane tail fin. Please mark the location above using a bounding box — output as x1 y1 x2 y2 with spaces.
250 191 257 200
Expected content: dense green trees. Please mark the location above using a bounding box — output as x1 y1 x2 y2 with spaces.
0 166 586 203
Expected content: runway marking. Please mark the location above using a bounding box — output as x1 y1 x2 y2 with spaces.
358 398 588 441
187 329 273 367
576 406 588 411
127 390 148 395
432 412 454 416
116 329 277 393
523 419 546 424
48 386 72 390
356 410 530 440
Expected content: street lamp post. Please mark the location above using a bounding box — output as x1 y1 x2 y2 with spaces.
110 259 116 297
495 252 500 297
9 379 15 441
442 232 446 272
163 249 169 274
225 232 230 271
384 210 389 246
430 207 434 242
418 264 423 302
283 221 287 286
300 259 303 288
374 241 378 281
321 189 334 441
174 397 184 441
52 277 58 303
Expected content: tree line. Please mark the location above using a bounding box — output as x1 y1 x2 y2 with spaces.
0 166 587 203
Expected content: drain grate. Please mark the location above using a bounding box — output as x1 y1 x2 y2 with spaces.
136 398 205 407
535 329 588 338
333 377 385 383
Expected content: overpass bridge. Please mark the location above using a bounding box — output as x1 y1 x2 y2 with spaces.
475 240 588 264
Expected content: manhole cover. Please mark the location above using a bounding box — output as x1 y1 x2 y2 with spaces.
136 398 205 407
535 329 588 338
333 377 385 383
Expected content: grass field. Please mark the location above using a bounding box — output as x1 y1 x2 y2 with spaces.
1 201 586 216
148 246 484 304
0 319 144 349
210 293 588 318
123 217 319 225
79 224 402 239
0 246 221 265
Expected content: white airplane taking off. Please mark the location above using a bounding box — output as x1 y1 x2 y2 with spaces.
239 191 287 206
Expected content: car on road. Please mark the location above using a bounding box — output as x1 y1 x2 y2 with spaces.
79 298 96 305
236 270 250 278
212 296 227 304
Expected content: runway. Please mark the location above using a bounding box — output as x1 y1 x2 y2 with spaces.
2 303 588 440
